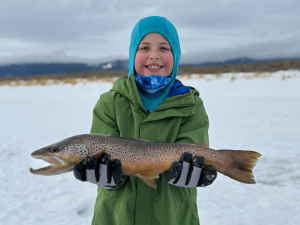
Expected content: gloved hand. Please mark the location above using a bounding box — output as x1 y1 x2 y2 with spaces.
73 153 125 189
163 152 217 187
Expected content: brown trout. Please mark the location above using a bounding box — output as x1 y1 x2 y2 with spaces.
30 134 261 188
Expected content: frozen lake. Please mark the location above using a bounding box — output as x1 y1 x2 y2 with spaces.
0 71 299 225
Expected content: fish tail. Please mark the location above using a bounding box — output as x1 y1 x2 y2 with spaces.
215 150 261 184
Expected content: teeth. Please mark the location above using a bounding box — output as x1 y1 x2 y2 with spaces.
147 65 161 69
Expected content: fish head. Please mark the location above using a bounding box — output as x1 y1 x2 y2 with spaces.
30 135 88 176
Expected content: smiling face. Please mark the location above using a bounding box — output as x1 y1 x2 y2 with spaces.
134 32 174 77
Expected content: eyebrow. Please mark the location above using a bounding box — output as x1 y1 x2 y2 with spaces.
140 42 170 45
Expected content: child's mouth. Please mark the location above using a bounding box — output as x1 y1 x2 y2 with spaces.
145 65 163 72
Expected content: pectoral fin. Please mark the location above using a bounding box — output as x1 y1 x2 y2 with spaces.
136 171 159 189
93 146 110 159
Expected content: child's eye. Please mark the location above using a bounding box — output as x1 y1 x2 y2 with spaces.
161 47 169 50
139 46 148 50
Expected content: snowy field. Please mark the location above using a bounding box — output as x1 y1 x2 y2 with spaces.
0 70 299 225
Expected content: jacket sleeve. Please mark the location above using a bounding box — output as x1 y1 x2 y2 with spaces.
90 92 127 189
175 97 209 146
90 92 120 136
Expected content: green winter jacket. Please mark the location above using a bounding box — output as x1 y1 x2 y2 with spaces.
90 74 209 225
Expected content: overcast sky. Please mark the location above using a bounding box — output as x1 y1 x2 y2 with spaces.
1 0 300 65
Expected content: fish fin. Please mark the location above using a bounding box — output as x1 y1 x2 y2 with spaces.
215 150 262 184
114 137 153 143
136 172 159 189
195 141 209 148
93 146 110 159
133 138 153 143
90 133 113 138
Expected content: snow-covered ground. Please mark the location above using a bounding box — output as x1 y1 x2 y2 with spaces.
0 70 299 225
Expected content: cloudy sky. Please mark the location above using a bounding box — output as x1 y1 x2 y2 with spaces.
0 0 300 65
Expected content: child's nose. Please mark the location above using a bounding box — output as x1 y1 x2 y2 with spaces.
149 50 160 60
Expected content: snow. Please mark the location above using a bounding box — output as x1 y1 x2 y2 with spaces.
0 70 299 225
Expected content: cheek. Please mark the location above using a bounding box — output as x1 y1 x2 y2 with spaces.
134 52 146 74
163 53 174 73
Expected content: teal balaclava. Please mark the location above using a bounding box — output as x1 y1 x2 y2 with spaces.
128 16 181 110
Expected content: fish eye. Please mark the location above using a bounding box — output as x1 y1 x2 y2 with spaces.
51 147 59 153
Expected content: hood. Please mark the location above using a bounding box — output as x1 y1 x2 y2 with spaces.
128 16 181 79
128 16 181 110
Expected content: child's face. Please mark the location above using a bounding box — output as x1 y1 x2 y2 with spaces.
134 32 174 77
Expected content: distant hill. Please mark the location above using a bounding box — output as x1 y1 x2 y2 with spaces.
200 57 258 65
186 57 289 66
0 57 297 78
0 60 128 78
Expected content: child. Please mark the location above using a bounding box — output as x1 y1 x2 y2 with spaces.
74 16 217 225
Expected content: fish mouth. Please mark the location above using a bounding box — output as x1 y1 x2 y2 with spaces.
30 153 72 176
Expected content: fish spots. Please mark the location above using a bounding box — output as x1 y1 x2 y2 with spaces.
75 144 88 157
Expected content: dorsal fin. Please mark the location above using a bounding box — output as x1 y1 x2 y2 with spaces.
90 133 113 137
114 137 153 143
133 138 153 143
195 141 209 148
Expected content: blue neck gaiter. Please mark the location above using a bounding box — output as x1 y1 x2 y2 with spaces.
128 16 181 111
134 74 171 94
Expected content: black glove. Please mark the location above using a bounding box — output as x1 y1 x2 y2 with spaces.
73 153 125 189
163 152 217 187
